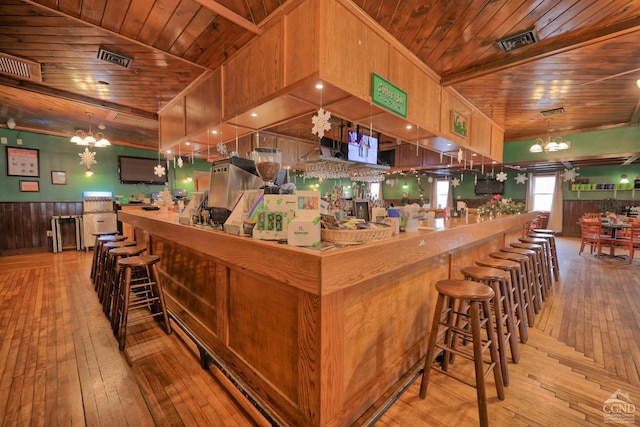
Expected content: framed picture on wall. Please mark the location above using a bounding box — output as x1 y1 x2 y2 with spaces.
451 110 468 138
51 170 67 185
19 180 40 192
6 147 39 177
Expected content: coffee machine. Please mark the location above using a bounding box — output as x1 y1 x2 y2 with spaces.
207 156 264 224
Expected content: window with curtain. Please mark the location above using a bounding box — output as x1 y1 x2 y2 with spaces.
531 175 556 211
436 180 449 209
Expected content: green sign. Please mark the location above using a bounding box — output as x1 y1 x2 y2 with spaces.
372 73 407 117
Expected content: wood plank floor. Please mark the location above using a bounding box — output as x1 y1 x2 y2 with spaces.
0 237 638 426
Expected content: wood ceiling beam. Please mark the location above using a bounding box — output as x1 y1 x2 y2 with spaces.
441 16 640 86
193 0 262 34
0 76 158 120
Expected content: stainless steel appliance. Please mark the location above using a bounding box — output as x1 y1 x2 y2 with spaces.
82 191 117 249
207 157 263 224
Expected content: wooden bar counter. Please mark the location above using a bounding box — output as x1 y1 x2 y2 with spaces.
119 209 537 426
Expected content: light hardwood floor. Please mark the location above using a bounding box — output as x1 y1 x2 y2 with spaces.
0 237 638 426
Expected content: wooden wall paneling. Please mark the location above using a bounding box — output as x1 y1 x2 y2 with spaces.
298 290 323 425
223 23 284 118
388 49 440 135
440 88 472 147
228 268 299 404
320 0 390 100
159 97 186 150
185 70 222 135
396 143 425 168
276 136 301 167
470 109 492 156
284 0 319 86
490 123 504 162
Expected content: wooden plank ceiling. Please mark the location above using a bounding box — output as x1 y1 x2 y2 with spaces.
0 0 639 171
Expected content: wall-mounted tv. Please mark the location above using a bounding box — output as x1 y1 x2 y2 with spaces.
475 179 504 195
118 156 168 185
347 130 378 165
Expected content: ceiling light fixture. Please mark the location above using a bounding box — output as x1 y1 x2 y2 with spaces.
70 113 111 147
530 120 570 153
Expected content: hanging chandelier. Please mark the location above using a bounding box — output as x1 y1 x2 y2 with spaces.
530 120 570 153
70 113 111 147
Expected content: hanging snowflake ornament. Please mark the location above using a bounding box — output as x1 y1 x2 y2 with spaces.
515 173 528 184
216 142 228 156
311 107 332 138
451 177 460 187
78 148 97 168
457 148 463 163
427 176 434 183
496 171 508 182
561 167 580 182
154 164 166 177
177 156 183 168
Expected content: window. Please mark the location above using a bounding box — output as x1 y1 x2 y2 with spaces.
436 180 450 209
369 182 381 201
532 175 556 211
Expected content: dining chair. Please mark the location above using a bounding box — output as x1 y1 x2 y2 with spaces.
578 218 613 257
612 221 640 263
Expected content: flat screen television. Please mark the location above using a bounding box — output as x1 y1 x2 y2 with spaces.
118 156 168 185
475 179 504 195
347 130 378 165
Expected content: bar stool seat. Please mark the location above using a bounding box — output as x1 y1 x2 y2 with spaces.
475 257 528 343
95 240 135 300
500 246 544 312
90 231 118 281
510 242 550 300
530 231 560 282
93 235 128 285
488 251 536 325
518 237 553 291
102 245 147 319
461 265 520 387
419 279 504 427
113 255 171 351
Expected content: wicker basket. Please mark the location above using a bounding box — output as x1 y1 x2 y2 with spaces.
321 226 393 244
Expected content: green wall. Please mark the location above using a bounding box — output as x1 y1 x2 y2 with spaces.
0 129 210 202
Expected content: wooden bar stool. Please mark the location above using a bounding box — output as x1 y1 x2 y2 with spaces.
475 257 528 344
510 242 550 300
102 245 147 318
488 251 536 326
499 247 543 313
518 237 553 291
90 231 118 281
93 234 128 287
461 266 520 387
530 230 560 282
113 255 171 351
419 279 504 427
95 240 134 301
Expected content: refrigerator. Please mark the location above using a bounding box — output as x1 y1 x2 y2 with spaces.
82 191 117 249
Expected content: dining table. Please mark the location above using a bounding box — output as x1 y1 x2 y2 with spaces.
601 221 631 258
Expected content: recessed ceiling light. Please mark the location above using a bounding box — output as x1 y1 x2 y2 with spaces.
472 153 477 156
211 130 218 134
406 125 412 130
315 83 323 89
251 112 258 117
185 142 190 146
492 160 497 164
167 150 172 154
447 143 452 146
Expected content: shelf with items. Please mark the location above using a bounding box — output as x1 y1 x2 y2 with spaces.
570 183 635 191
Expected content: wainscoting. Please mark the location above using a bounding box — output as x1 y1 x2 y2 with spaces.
0 202 82 255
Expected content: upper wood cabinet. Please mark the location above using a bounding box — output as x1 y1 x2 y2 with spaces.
186 71 222 136
159 98 185 151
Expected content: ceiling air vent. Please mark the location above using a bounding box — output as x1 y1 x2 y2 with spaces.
540 107 565 116
497 28 539 52
97 47 133 68
0 52 42 82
